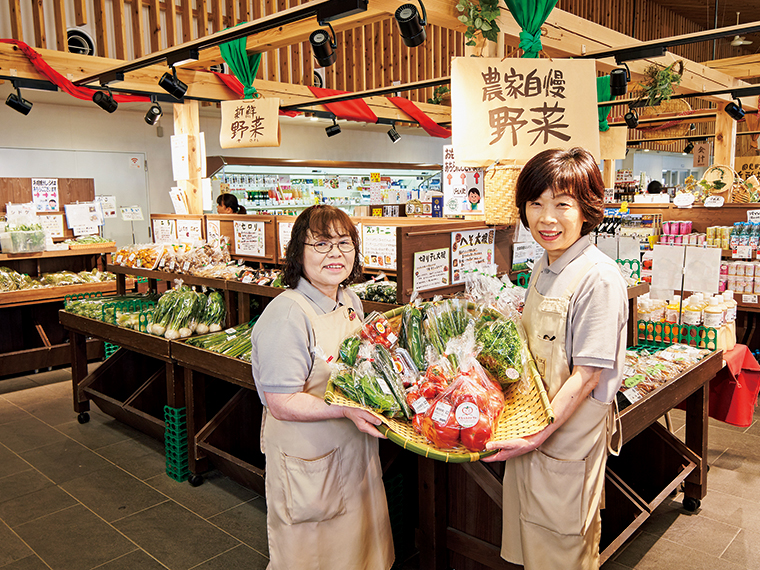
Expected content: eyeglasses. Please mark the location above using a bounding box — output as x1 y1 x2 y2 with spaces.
304 240 355 254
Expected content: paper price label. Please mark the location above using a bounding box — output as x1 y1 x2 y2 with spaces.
431 401 452 423
742 294 758 304
733 246 752 259
411 397 431 415
376 377 393 395
225 328 237 335
242 274 253 284
623 387 643 404
455 402 480 428
183 261 191 272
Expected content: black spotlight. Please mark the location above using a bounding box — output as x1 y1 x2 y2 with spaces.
159 66 187 100
92 88 118 113
395 0 427 48
684 141 694 154
310 23 338 68
5 82 32 115
609 65 629 97
325 117 341 137
145 100 162 126
624 109 638 128
725 99 745 121
387 125 401 143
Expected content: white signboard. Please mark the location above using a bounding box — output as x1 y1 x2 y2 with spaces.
278 221 294 259
152 219 177 244
176 219 203 242
442 145 484 216
362 225 397 270
31 178 59 211
451 228 496 284
234 220 265 256
747 210 760 223
37 213 65 238
6 202 36 227
413 248 450 291
451 58 601 166
73 224 99 236
65 203 103 228
120 206 144 221
95 195 118 218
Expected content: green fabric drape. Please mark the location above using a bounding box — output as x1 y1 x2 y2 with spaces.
219 33 262 100
503 0 559 58
596 75 613 132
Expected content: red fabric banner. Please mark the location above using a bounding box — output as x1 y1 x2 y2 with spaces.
212 71 300 117
387 96 451 139
306 86 378 123
0 39 150 103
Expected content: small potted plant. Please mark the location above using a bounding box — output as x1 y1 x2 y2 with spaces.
455 0 502 56
428 86 451 105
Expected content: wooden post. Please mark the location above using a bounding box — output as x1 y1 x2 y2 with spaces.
173 100 205 215
603 159 616 188
714 106 738 168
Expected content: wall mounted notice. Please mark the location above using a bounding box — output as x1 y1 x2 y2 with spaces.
451 228 496 284
152 219 177 243
65 203 103 228
31 178 59 211
278 221 294 259
95 195 118 218
442 145 483 216
120 206 144 221
176 219 202 242
234 220 265 256
37 213 65 238
362 225 397 270
413 248 450 291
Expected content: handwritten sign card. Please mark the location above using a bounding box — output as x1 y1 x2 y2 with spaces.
176 219 203 242
37 213 65 238
413 248 450 291
442 145 484 216
220 98 281 149
152 219 177 243
451 228 496 284
278 221 294 259
362 225 397 270
234 220 265 256
451 58 600 166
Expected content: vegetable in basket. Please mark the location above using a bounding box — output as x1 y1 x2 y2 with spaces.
399 304 425 371
372 344 413 419
360 312 398 349
475 317 526 385
195 291 226 335
339 335 362 367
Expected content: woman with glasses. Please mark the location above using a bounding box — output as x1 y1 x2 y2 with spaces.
251 205 394 570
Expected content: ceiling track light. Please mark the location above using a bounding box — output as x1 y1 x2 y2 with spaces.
325 116 341 137
309 22 338 68
92 86 118 113
387 123 401 143
725 99 745 121
158 66 188 100
684 141 694 154
5 81 32 115
395 0 427 48
624 108 638 129
145 96 163 126
609 63 630 97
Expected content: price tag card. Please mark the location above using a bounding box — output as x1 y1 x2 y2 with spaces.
623 387 643 405
742 294 758 304
733 246 753 259
704 195 724 208
73 224 99 236
234 220 265 256
176 219 202 242
120 206 144 221
152 219 176 243
95 195 118 218
362 225 397 270
748 210 760 223
37 213 65 238
413 248 450 291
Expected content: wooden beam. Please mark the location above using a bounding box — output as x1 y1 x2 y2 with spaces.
714 107 737 168
53 0 67 52
148 0 162 53
211 0 223 33
112 0 128 59
132 0 146 57
704 54 760 80
74 0 87 26
173 100 204 215
197 0 209 38
9 0 23 41
165 0 178 47
93 0 109 57
31 0 47 48
180 0 193 42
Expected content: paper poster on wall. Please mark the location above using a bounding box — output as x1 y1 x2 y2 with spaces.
31 178 59 211
206 219 221 240
451 58 601 166
171 135 191 181
442 145 484 216
152 219 177 243
95 195 118 218
176 219 202 242
128 156 142 170
413 248 450 291
234 220 265 256
278 221 294 259
37 213 65 238
451 228 496 284
65 203 103 228
362 225 397 270
219 98 281 148
120 206 144 221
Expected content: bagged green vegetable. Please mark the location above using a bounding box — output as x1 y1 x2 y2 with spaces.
475 315 527 385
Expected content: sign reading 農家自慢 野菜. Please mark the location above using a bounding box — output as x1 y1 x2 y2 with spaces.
362 225 396 270
413 248 450 292
234 220 266 257
451 58 601 166
220 98 281 149
442 145 484 216
451 228 496 285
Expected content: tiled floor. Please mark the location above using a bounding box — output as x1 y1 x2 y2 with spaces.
0 364 759 570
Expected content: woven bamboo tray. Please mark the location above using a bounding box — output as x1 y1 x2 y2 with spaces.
484 164 522 226
325 305 555 463
68 241 116 250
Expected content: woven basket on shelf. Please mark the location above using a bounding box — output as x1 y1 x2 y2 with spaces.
484 164 522 226
324 305 555 463
638 99 692 144
701 165 740 203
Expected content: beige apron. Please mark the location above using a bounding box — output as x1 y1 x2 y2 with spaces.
501 262 621 570
261 289 394 570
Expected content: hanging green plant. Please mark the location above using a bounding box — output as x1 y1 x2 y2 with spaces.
639 60 684 107
455 0 502 46
427 86 451 105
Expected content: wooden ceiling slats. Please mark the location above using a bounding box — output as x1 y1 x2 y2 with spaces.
53 0 67 52
149 0 162 53
9 0 23 41
31 0 47 49
132 0 146 57
112 0 128 59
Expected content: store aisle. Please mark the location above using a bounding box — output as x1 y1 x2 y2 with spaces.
1 366 758 570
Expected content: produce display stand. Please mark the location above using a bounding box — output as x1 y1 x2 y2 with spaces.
0 246 118 377
418 349 723 570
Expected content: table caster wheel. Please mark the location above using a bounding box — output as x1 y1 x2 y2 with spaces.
77 412 90 424
683 497 700 512
189 475 204 487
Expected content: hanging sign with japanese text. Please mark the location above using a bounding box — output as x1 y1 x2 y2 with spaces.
451 58 600 166
694 142 710 167
31 178 59 211
176 219 203 242
234 220 265 256
362 225 397 270
152 219 176 243
413 248 450 292
442 145 484 216
220 98 281 149
451 228 496 284
736 156 760 182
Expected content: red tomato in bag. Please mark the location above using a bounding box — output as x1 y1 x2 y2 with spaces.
419 380 440 400
460 414 493 452
421 411 460 449
412 413 424 435
450 376 489 411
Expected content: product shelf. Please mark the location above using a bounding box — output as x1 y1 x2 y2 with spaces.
0 245 116 261
0 279 136 308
